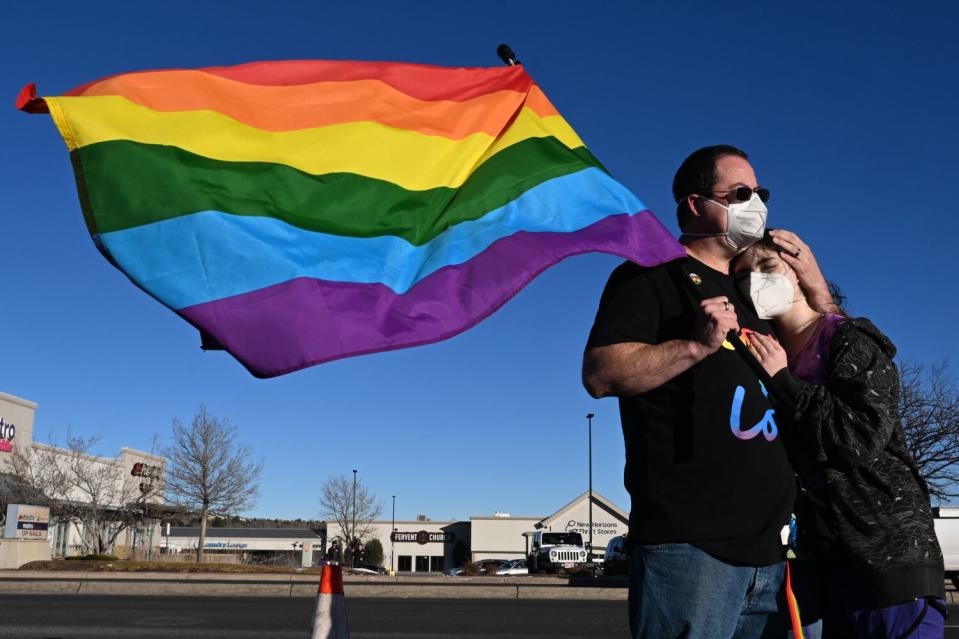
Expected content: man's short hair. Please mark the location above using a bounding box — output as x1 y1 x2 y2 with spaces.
672 145 750 230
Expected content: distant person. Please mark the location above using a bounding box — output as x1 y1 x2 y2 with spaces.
327 540 341 564
733 232 946 638
582 145 834 638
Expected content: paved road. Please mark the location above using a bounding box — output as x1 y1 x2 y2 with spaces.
0 596 955 638
0 596 627 638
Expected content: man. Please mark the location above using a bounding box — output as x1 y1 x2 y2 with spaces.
582 145 833 638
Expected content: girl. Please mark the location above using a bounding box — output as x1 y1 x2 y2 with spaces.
733 233 945 638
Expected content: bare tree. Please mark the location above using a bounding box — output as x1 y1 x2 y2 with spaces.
898 362 959 502
164 406 263 562
319 474 382 554
10 433 163 555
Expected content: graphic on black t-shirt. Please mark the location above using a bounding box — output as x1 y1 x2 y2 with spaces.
729 379 779 442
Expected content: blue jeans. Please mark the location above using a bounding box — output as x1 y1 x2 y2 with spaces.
629 542 787 639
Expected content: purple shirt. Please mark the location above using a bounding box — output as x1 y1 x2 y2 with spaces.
788 313 846 384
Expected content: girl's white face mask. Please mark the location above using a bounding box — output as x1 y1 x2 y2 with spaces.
740 272 797 319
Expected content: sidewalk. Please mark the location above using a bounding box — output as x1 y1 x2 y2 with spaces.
0 571 629 600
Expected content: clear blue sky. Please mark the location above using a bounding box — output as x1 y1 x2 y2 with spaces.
4 1 957 519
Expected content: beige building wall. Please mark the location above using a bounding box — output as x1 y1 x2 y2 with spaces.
165 532 322 553
468 515 542 562
536 492 629 557
45 446 168 558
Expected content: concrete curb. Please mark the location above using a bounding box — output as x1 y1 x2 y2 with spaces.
1 572 953 604
0 571 627 600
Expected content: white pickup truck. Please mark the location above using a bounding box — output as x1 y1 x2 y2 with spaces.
935 507 959 587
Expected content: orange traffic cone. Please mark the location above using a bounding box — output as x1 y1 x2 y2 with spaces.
311 564 350 639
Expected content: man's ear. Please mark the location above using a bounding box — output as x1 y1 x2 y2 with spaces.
685 194 701 219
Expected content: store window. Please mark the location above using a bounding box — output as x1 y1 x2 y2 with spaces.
398 555 412 572
430 556 444 572
415 555 430 572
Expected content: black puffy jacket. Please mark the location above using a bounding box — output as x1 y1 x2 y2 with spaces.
772 317 944 607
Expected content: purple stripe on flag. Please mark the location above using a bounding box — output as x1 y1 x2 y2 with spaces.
179 211 684 377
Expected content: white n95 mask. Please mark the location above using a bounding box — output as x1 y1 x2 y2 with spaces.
740 272 797 319
720 192 768 253
684 192 768 253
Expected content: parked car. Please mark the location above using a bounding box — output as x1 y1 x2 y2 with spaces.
496 559 528 576
473 558 510 575
351 562 386 575
446 559 509 576
603 535 629 575
528 531 588 574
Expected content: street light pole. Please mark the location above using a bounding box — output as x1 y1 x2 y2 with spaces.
391 495 396 574
352 469 358 568
586 413 594 564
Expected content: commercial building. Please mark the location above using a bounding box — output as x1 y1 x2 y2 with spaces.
164 527 323 566
160 491 628 574
326 491 629 573
0 391 169 564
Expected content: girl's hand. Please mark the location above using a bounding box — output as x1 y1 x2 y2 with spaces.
748 332 788 377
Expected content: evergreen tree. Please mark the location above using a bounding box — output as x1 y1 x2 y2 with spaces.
364 538 384 567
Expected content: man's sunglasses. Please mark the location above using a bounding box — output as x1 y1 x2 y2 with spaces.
702 186 770 203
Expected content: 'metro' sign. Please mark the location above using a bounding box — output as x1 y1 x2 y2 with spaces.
0 417 15 453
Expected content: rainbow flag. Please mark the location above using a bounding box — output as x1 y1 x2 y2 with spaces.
18 59 684 377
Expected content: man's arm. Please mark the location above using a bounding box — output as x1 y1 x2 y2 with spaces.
582 296 739 398
583 339 706 397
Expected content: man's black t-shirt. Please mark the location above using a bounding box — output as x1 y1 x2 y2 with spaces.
586 256 796 566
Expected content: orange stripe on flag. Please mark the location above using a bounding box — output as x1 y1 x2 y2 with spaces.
70 71 558 139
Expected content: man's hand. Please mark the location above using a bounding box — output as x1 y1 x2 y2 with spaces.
768 229 838 314
692 296 740 357
748 332 788 377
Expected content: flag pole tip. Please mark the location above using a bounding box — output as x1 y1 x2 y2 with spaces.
496 44 521 66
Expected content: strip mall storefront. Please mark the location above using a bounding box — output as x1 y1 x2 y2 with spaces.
0 390 169 560
164 527 323 566
325 491 629 573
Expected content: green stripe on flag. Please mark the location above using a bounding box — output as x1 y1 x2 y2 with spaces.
77 137 604 245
